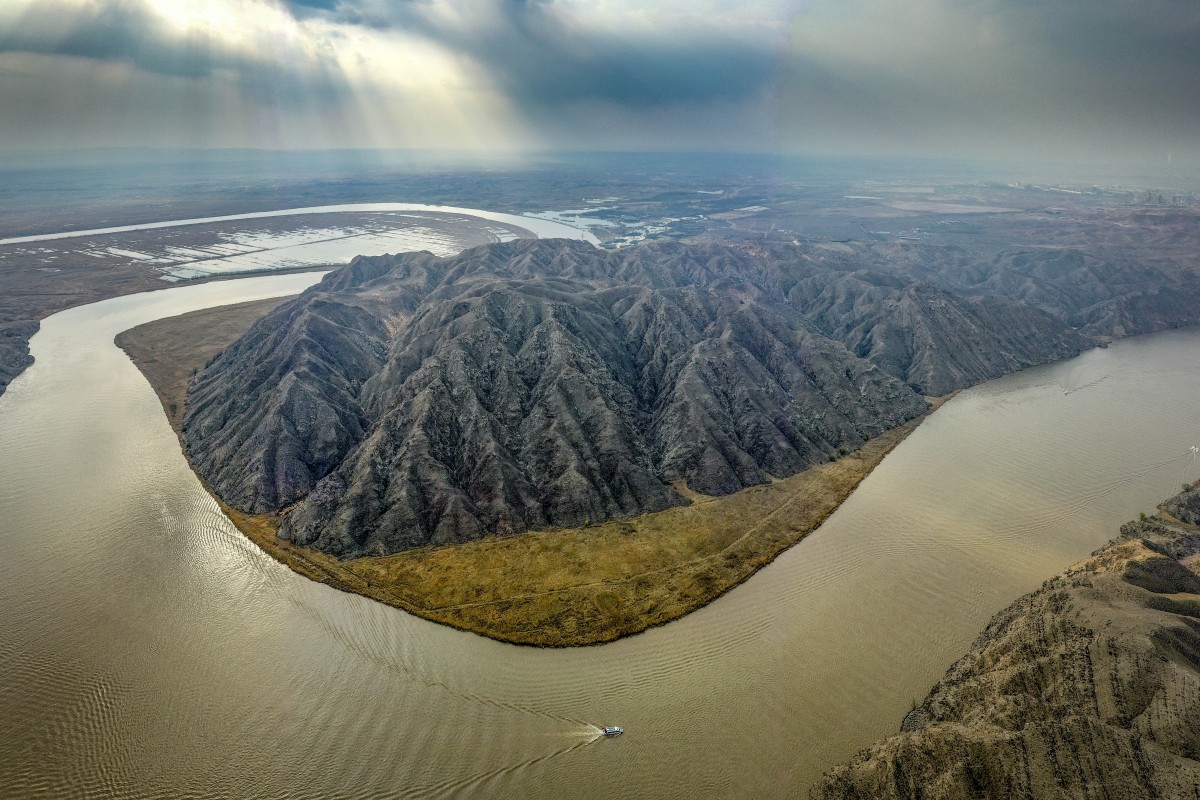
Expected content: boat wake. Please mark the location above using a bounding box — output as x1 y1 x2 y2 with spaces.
280 589 594 729
1058 374 1109 396
414 729 601 798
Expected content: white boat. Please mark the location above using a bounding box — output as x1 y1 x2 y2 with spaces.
600 726 623 737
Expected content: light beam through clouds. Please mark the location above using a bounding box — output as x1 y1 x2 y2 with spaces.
0 0 1196 167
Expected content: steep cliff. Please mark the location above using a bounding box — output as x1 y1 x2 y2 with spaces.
813 487 1200 800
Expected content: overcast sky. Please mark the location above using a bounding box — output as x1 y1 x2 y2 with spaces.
0 0 1196 167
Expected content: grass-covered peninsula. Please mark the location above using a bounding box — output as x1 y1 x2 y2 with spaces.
118 297 942 646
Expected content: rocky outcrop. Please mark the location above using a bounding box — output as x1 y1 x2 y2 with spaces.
185 238 1088 557
183 295 393 512
282 280 924 555
183 253 447 512
813 487 1200 800
0 318 37 397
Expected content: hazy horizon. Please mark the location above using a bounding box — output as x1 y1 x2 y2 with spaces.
1 147 1196 192
0 0 1197 173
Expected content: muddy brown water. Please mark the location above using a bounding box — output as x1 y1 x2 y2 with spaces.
4 271 1200 798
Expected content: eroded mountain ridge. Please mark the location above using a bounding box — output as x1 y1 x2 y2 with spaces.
184 238 1091 557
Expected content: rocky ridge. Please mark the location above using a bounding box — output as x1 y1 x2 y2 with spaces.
813 486 1200 800
0 318 37 396
184 238 1085 557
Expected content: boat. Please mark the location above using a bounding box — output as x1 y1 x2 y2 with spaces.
600 726 623 737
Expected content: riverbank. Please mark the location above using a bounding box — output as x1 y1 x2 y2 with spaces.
118 301 945 646
0 203 581 401
0 254 329 399
813 485 1200 799
115 297 293 428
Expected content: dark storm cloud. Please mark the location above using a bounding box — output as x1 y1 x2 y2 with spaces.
0 0 233 79
283 0 344 15
488 33 778 111
311 0 781 111
0 1 211 77
0 0 350 101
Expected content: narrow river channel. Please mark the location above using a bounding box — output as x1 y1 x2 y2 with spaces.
3 271 1200 798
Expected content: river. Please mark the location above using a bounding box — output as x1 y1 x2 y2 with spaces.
3 272 1200 798
0 204 601 247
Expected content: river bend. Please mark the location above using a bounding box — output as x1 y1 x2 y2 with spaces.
3 273 1200 797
